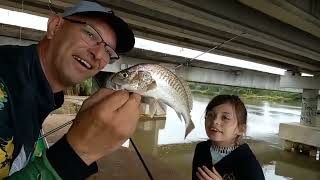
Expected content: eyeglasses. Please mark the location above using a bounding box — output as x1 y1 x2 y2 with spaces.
63 17 120 64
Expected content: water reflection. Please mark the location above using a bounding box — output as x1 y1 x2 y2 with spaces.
263 164 293 180
131 95 320 180
158 96 301 144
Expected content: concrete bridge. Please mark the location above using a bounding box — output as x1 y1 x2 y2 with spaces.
0 35 307 93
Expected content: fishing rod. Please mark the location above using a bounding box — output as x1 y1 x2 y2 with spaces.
38 119 73 140
174 32 246 70
130 138 154 180
39 120 154 180
42 1 154 178
43 2 243 179
39 73 153 179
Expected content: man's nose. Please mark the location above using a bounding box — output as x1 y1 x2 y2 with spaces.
89 43 109 64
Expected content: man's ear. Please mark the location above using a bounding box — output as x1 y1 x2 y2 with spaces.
46 15 64 39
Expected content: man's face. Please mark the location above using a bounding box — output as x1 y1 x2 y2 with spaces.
48 15 117 87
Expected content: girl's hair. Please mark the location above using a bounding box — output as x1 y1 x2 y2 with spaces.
205 95 247 144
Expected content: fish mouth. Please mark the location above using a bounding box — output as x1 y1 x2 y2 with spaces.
112 84 123 90
209 127 223 133
105 80 122 90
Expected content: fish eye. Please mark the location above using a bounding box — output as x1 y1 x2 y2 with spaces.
121 72 128 78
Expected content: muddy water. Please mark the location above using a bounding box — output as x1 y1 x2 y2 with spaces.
128 95 320 180
43 95 320 179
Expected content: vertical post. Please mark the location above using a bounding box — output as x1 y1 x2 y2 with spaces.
301 89 318 127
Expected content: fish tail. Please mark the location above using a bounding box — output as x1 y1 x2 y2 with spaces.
185 120 195 138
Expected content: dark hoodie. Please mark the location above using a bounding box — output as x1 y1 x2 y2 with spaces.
192 140 265 180
0 44 97 179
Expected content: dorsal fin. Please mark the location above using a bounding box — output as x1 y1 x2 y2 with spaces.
178 78 193 110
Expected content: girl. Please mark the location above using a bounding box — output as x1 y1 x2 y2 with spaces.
192 95 265 180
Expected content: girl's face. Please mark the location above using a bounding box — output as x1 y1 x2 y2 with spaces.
205 103 244 147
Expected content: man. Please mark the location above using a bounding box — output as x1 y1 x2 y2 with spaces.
0 1 141 179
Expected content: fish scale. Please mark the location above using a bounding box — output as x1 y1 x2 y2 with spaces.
108 63 195 137
150 65 191 110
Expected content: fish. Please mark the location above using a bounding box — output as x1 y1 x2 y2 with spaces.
106 63 194 137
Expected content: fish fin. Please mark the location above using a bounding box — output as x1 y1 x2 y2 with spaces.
151 100 167 117
185 121 195 138
148 98 166 118
181 112 195 138
178 78 193 111
143 98 157 118
147 80 157 91
157 100 167 112
141 97 150 104
175 111 183 121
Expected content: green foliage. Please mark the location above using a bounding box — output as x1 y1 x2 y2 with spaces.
79 79 92 96
63 78 302 105
187 82 302 105
64 78 93 96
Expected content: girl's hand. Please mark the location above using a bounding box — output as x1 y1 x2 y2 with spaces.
196 166 223 180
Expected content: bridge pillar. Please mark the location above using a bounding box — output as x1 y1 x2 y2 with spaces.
279 71 320 157
301 89 320 127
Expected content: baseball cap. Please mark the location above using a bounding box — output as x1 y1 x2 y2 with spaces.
62 0 135 53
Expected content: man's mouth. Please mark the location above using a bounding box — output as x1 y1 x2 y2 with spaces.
73 55 92 70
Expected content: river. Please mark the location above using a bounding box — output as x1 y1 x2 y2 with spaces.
130 94 320 180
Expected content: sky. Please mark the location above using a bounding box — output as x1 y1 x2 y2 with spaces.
0 7 312 76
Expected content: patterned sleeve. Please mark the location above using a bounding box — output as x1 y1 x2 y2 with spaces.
5 151 62 180
0 80 15 179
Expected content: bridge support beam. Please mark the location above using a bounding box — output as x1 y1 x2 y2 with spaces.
301 89 320 127
279 71 320 157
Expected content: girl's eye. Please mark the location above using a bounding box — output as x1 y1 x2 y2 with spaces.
206 113 217 122
223 116 230 120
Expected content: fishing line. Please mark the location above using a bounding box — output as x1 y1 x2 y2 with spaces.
42 1 154 179
174 32 246 69
48 0 57 14
130 138 154 180
19 0 24 42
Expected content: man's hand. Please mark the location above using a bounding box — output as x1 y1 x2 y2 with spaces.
66 89 141 165
196 166 223 180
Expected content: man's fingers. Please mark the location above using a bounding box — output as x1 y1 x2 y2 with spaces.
99 90 130 111
115 93 141 124
80 88 115 111
117 93 141 113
